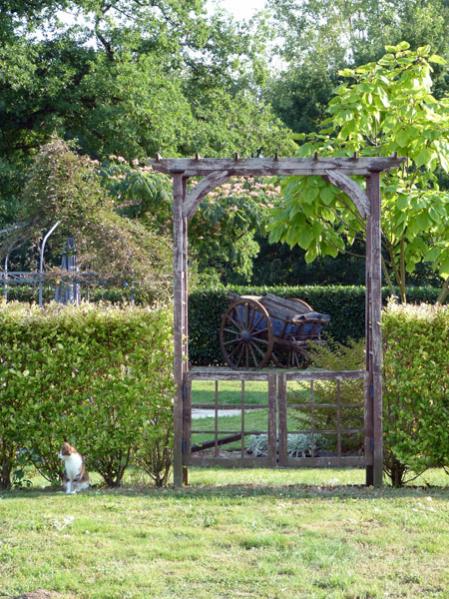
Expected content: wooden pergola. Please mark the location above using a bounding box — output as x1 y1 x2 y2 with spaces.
151 155 404 488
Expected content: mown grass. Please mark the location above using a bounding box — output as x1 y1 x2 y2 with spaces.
1 468 449 598
191 380 270 406
191 380 315 406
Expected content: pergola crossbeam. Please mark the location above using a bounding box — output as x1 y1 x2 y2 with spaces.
151 156 403 177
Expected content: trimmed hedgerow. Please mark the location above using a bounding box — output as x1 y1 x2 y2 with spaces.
383 302 449 486
188 285 442 365
4 284 442 367
2 285 159 306
0 301 173 489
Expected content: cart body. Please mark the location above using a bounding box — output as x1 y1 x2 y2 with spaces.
220 293 330 368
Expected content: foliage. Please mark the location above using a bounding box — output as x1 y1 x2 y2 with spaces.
190 178 281 285
0 138 172 300
134 419 172 488
266 0 449 134
101 161 172 233
383 301 449 486
247 433 325 457
0 0 294 234
269 44 449 301
0 301 174 488
102 163 283 286
305 339 366 453
188 284 444 366
252 236 368 286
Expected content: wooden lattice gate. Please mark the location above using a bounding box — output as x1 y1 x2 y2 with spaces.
150 155 405 488
185 368 368 470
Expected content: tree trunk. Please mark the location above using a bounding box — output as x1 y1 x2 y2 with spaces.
437 276 449 305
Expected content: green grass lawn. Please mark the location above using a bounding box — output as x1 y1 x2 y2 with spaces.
191 380 270 406
191 379 319 407
1 468 449 598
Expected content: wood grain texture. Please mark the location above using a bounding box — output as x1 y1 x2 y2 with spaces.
365 187 374 486
277 374 288 467
172 174 185 487
285 456 369 467
367 172 384 488
187 457 275 468
268 374 277 467
150 156 404 176
183 171 230 220
188 368 365 381
324 170 369 219
285 369 366 381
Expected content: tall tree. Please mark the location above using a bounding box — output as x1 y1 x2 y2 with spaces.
0 0 294 231
269 44 449 302
266 0 449 133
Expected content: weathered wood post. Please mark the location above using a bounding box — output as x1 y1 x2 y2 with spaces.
172 173 187 487
181 177 190 486
365 183 373 486
366 172 383 487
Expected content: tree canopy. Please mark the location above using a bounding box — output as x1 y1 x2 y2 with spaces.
3 1 449 290
269 43 449 301
0 0 293 229
265 0 449 134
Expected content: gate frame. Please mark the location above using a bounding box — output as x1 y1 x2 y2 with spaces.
150 155 404 488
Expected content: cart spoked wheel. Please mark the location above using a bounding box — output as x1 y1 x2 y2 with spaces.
220 298 274 368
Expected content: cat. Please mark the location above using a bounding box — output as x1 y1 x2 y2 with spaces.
58 441 90 494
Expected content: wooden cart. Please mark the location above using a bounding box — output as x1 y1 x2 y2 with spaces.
220 293 330 368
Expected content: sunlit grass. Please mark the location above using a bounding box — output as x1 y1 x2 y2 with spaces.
191 380 269 406
1 468 449 598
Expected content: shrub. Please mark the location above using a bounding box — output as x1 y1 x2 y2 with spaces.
3 285 161 307
0 301 174 488
383 302 449 486
305 339 365 454
134 409 173 487
247 433 325 457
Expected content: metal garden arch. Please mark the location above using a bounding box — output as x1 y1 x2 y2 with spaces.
151 155 404 488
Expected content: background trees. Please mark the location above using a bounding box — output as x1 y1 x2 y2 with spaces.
1 138 172 299
0 0 292 232
265 0 449 134
2 1 449 289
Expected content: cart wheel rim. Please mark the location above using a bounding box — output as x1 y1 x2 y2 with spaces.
220 299 273 368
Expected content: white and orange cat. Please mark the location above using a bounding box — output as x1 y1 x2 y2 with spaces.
58 442 90 494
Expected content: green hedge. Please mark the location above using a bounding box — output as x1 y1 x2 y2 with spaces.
383 302 449 485
189 285 442 365
0 302 174 489
2 285 157 305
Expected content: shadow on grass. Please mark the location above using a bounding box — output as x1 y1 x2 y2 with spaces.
2 481 449 501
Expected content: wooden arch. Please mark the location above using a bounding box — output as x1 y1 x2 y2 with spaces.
151 155 404 488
